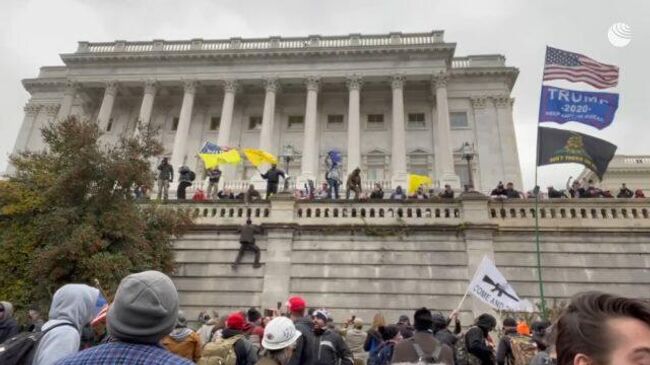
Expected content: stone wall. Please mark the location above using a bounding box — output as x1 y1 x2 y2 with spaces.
171 196 650 326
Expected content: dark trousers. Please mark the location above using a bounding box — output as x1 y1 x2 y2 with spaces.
234 242 261 266
327 179 339 199
346 186 360 200
177 181 192 200
266 182 278 198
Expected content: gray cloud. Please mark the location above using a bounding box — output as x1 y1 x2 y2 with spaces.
2 0 648 190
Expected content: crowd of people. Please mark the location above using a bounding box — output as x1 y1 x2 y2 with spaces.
1 273 649 365
143 158 649 203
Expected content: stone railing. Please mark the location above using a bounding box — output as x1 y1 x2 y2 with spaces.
77 31 446 54
451 55 506 68
488 198 650 229
166 195 650 230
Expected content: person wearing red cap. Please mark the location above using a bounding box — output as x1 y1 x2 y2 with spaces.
206 312 258 365
286 296 315 365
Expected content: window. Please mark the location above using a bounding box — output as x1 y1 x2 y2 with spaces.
288 115 304 129
209 116 221 131
409 154 429 176
248 116 262 130
367 114 384 128
450 112 469 129
408 113 426 128
172 117 179 131
366 153 386 181
327 114 344 128
455 164 471 188
106 118 114 132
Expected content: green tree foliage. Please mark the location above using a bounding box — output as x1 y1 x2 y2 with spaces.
0 117 192 312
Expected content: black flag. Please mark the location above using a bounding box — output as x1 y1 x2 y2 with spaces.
537 126 617 179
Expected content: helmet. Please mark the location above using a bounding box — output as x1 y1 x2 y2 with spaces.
262 317 302 350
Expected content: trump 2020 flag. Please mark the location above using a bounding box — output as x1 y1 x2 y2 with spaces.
539 86 619 130
468 256 534 312
537 126 617 179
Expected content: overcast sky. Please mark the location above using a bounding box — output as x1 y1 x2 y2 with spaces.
2 0 648 189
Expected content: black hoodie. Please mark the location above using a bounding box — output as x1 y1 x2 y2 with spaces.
465 315 496 365
289 316 316 365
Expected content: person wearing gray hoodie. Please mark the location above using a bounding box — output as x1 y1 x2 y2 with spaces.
0 301 20 344
32 284 100 365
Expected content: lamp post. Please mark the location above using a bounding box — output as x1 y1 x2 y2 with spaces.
461 142 475 191
281 144 296 191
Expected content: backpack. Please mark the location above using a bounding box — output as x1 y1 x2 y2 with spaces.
411 340 442 365
368 341 394 365
0 322 75 365
189 171 196 182
507 335 538 365
454 328 481 365
198 334 243 365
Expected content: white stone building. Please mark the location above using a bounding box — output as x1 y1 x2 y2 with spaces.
11 31 522 192
577 155 650 195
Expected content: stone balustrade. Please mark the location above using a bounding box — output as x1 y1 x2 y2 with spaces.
77 31 446 54
165 195 650 229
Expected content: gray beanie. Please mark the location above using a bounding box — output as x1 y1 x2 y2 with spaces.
107 270 179 344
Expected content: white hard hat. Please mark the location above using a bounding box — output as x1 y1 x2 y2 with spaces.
262 316 302 350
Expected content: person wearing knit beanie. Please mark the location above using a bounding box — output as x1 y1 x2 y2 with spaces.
55 271 193 365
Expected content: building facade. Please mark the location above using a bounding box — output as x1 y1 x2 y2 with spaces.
12 31 522 192
578 155 650 196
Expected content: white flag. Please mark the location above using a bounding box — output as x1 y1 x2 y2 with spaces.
468 256 534 312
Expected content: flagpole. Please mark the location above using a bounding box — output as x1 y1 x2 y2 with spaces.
535 48 549 319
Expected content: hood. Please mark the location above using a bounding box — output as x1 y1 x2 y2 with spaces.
48 284 100 330
475 314 496 333
431 313 447 332
169 327 193 341
0 301 14 321
222 327 242 339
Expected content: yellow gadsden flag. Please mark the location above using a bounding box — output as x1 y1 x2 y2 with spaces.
407 174 433 194
199 149 241 169
243 148 278 167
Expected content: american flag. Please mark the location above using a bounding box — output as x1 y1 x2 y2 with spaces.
544 46 619 89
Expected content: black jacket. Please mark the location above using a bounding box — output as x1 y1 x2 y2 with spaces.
496 329 518 365
261 168 285 184
289 316 316 365
239 224 261 244
313 329 353 365
157 162 174 181
0 318 19 344
222 328 258 365
466 326 494 365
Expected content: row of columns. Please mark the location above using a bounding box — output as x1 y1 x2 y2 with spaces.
56 74 462 189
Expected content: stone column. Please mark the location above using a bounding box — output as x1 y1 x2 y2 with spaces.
216 80 239 190
260 228 294 309
460 196 498 319
259 78 279 153
299 76 320 185
97 81 119 131
57 81 78 120
432 73 461 189
6 104 42 175
391 75 408 189
495 96 523 189
132 80 158 138
346 75 363 174
472 96 502 192
216 80 238 147
170 80 197 170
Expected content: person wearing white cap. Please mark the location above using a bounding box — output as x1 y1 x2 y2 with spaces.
256 316 302 365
